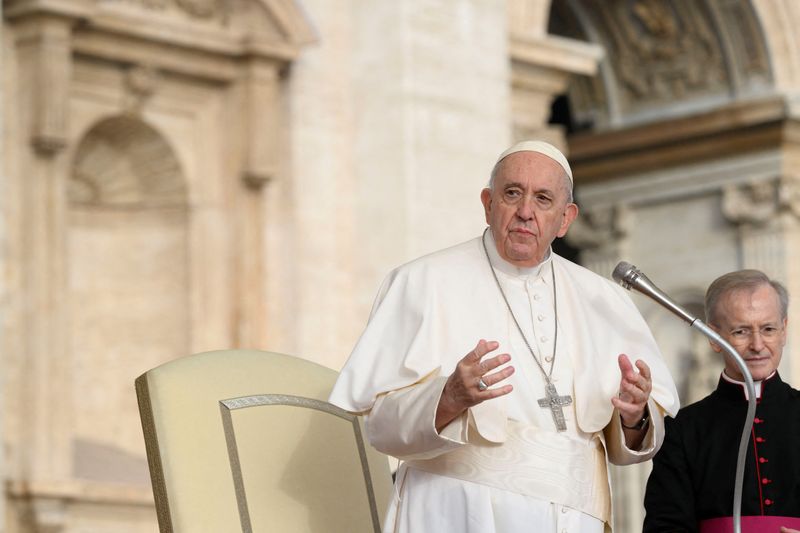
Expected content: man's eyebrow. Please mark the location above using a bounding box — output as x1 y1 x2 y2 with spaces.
502 181 555 195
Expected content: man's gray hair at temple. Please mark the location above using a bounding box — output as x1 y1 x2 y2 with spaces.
705 269 789 325
488 140 574 203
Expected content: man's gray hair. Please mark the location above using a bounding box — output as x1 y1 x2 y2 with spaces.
705 269 789 325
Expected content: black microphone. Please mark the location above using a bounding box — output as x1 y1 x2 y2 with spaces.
611 261 697 325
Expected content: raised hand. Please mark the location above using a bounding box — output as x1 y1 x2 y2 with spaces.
611 354 652 428
435 339 514 431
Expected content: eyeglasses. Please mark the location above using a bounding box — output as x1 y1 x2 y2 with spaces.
726 325 784 346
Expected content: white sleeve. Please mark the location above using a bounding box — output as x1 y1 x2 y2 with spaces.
364 376 468 461
604 398 666 466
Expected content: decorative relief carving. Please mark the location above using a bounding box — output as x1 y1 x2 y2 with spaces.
722 179 779 226
108 0 228 21
778 174 800 219
549 0 771 130
123 64 161 115
598 0 725 102
565 203 630 250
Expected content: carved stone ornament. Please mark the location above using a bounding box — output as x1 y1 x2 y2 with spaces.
612 0 725 101
565 204 630 250
123 64 161 114
116 0 227 20
778 174 800 219
721 179 779 227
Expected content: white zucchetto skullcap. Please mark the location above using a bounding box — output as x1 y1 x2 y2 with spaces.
496 140 573 183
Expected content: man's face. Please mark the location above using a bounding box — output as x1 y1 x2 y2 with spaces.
710 284 787 381
480 151 578 268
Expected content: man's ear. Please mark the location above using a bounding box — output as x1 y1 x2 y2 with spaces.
557 203 579 237
480 188 492 225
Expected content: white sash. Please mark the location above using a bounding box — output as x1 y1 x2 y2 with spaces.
405 420 611 523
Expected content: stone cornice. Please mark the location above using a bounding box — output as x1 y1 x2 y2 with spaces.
568 95 792 184
5 0 317 82
510 33 604 77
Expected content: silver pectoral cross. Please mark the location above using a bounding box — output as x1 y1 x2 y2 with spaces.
537 381 573 432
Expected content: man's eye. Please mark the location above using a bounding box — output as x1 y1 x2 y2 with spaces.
505 190 522 198
731 329 747 337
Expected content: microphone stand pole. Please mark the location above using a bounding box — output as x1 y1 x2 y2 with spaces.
613 264 755 533
690 322 756 533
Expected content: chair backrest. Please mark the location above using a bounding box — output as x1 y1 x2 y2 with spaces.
135 349 393 533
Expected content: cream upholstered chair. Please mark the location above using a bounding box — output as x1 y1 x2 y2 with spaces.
135 349 393 533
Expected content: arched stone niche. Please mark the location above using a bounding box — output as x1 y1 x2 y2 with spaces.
548 0 773 130
67 116 189 484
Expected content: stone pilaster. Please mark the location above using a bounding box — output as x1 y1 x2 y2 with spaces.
722 175 800 385
235 59 282 348
4 5 85 530
508 16 602 146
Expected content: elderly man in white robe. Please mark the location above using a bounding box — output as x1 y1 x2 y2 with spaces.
329 141 680 533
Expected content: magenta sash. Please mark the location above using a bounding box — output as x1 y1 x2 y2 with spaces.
700 516 800 532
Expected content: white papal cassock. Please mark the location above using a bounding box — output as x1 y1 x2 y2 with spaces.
329 232 680 532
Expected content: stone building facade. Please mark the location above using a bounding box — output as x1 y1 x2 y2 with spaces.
2 0 800 532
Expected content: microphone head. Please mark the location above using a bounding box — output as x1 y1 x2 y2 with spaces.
612 261 639 289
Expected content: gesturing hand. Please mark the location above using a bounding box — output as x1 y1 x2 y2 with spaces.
435 339 514 431
611 354 652 428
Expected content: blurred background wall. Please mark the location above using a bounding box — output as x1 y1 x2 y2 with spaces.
3 0 800 531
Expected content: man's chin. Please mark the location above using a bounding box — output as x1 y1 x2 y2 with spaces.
746 364 775 381
504 247 542 266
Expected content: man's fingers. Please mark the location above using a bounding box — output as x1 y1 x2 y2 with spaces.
636 359 652 381
466 339 499 363
479 364 515 389
617 353 633 374
481 383 514 399
476 352 511 375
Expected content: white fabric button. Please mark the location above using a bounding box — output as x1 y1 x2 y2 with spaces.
545 355 553 363
538 314 545 321
533 294 541 300
540 336 548 343
561 507 568 514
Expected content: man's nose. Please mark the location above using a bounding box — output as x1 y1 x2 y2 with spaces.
516 197 535 220
749 331 767 351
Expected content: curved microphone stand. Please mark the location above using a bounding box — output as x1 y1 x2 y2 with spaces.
612 262 755 533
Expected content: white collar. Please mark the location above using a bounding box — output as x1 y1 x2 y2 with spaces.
482 229 553 280
720 370 776 400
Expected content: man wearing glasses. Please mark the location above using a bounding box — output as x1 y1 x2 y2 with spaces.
644 270 800 532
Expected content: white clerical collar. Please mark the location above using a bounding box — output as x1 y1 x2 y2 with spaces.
482 229 553 279
720 370 775 400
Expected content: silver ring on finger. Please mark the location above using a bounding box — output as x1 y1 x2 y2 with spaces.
477 377 488 391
